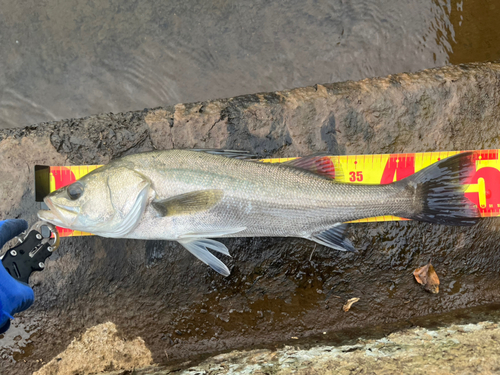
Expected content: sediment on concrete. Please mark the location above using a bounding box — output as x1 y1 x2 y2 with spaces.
1 62 500 374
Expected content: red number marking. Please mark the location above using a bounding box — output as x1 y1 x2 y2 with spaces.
465 167 500 215
380 155 415 184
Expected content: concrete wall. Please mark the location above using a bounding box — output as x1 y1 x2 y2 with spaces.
1 62 500 374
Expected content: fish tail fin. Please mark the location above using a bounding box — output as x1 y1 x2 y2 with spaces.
397 152 479 226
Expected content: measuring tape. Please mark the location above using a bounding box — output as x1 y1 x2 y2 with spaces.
35 149 500 237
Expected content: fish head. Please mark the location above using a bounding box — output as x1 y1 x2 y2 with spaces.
38 165 152 237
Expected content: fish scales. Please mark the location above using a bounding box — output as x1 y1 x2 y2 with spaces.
124 150 409 239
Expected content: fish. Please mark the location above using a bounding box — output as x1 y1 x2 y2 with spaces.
38 149 479 276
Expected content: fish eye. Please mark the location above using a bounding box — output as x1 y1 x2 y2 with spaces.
67 182 84 200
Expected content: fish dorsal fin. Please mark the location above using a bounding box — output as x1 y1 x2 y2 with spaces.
308 223 355 252
191 149 258 159
283 155 344 180
152 189 223 217
178 238 231 276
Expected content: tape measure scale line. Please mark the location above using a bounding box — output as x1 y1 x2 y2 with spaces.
35 149 499 237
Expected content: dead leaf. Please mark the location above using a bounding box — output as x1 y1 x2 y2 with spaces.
413 263 440 293
342 297 360 312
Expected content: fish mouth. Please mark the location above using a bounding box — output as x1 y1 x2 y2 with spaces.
37 209 62 225
37 197 77 228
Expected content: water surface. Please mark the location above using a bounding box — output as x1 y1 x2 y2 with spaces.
1 0 498 129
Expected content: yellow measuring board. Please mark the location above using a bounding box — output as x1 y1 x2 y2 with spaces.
37 149 500 237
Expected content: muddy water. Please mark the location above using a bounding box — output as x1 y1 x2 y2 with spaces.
0 0 498 129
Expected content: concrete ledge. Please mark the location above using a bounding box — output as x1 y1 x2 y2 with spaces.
1 62 500 374
157 319 500 374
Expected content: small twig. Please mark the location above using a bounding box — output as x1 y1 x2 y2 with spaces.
309 244 317 261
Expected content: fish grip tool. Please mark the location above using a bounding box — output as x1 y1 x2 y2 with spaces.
1 221 60 284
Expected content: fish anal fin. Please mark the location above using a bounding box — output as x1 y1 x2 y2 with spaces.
308 223 355 252
179 238 231 276
152 189 223 217
284 155 344 181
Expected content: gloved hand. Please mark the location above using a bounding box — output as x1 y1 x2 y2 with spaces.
0 219 34 334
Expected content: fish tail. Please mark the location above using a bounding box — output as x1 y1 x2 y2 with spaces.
396 152 479 226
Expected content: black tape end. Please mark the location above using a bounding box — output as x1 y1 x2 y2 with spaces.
35 165 51 202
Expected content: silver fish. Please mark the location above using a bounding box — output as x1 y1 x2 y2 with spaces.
38 150 478 276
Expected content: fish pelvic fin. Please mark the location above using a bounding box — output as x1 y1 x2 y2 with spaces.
283 155 344 181
307 223 355 252
396 152 479 226
178 238 231 276
152 189 223 217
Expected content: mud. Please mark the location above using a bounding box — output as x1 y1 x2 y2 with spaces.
1 62 500 374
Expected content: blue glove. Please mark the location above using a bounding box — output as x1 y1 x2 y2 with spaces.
0 219 34 334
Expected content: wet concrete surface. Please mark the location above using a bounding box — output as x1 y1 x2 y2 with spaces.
34 304 500 374
167 318 500 374
1 62 500 373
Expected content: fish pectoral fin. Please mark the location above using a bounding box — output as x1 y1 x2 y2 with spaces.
283 154 344 181
178 238 231 276
152 189 224 217
308 223 355 252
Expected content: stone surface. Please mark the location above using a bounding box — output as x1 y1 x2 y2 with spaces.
34 322 152 375
1 62 500 374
